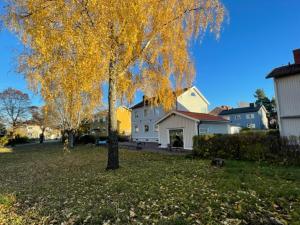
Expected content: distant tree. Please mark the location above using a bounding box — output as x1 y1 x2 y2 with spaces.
0 88 30 137
254 89 278 129
0 122 6 136
254 89 271 111
28 106 48 143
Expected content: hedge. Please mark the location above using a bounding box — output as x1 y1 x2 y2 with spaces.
193 132 300 165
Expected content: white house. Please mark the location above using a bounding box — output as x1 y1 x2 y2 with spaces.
266 49 300 137
130 86 209 142
155 110 233 150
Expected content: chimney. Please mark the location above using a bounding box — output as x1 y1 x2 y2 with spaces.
293 49 300 64
249 103 255 108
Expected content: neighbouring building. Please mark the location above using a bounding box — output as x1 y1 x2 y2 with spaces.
266 49 300 137
15 123 61 140
156 110 237 150
219 103 269 129
90 106 131 136
130 86 210 142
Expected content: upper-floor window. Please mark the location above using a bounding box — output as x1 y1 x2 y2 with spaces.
144 124 149 132
135 111 139 118
144 109 148 117
154 108 160 116
234 115 241 120
246 114 255 119
134 125 139 133
191 92 196 97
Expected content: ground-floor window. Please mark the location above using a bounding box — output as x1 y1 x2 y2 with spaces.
247 123 256 128
169 129 184 148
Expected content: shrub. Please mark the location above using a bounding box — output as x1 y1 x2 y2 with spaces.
193 133 300 165
118 135 130 142
77 135 96 144
0 136 9 147
7 135 29 146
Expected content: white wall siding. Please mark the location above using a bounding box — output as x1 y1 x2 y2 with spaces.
274 73 300 137
276 75 300 117
281 118 300 137
158 114 197 150
176 87 208 113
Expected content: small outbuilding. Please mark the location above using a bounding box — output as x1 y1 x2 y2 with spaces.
156 110 235 150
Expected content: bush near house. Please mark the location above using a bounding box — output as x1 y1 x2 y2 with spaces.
0 136 9 147
7 135 30 146
193 132 300 165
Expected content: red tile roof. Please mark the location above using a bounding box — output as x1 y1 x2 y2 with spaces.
176 111 228 122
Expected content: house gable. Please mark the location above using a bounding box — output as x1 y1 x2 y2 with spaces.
176 86 209 113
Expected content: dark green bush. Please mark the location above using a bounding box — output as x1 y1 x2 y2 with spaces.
193 133 300 165
77 135 96 144
8 135 29 146
118 135 130 142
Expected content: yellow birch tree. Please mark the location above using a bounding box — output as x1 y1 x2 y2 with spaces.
3 0 224 169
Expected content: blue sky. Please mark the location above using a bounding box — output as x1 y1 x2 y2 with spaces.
1 0 300 109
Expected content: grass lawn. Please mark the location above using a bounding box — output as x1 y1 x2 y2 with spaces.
0 143 299 225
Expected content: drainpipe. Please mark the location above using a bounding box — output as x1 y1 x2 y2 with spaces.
197 120 202 137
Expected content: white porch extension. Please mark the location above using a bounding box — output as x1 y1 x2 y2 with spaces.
156 110 232 150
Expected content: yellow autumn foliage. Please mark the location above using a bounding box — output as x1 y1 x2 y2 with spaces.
3 0 224 129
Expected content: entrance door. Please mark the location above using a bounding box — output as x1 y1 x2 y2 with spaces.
169 129 184 148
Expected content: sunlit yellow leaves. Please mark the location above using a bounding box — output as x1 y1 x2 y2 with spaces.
3 0 225 116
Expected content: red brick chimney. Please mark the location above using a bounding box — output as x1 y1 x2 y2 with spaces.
293 49 300 64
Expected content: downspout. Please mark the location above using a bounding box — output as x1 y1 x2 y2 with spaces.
197 120 202 137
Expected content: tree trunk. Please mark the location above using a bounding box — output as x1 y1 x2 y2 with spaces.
106 67 119 170
68 130 75 149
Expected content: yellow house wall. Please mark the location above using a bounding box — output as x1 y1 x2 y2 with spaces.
116 107 131 135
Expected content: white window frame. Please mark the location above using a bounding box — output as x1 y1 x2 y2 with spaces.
246 113 255 119
235 115 241 120
247 123 256 129
144 109 148 117
144 124 149 132
154 124 159 132
134 111 139 118
154 108 160 116
134 125 139 133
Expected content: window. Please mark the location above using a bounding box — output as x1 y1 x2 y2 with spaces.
246 114 255 119
191 92 196 97
247 123 256 129
234 115 241 120
101 116 106 122
154 124 159 132
144 109 148 117
154 108 160 116
199 128 209 134
134 125 139 133
135 111 139 118
144 125 149 132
